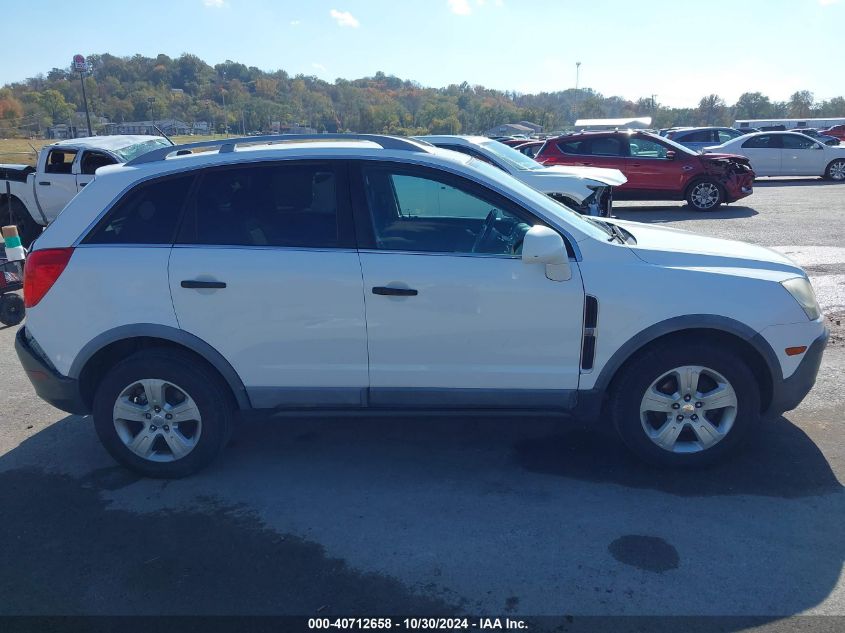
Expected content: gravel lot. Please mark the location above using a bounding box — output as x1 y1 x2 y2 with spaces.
0 179 842 628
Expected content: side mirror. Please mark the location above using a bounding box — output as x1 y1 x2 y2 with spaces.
665 150 676 160
522 225 571 281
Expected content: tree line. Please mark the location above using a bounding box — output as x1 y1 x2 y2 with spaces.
0 52 843 137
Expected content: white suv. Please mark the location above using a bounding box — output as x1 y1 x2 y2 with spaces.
16 134 828 477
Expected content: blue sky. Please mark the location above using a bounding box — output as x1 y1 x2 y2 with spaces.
3 0 843 107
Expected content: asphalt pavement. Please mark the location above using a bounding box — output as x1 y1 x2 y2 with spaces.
0 178 843 629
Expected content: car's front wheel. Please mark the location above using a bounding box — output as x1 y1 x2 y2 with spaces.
686 180 724 211
610 342 760 467
92 349 234 478
825 159 845 181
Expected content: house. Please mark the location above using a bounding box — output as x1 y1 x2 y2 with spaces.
484 123 535 137
518 121 543 133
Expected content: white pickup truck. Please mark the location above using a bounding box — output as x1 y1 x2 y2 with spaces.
1 135 172 246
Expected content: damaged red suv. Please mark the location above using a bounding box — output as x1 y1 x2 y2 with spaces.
535 131 755 210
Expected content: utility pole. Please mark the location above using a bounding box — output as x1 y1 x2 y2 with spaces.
573 61 582 124
147 97 156 135
72 54 93 136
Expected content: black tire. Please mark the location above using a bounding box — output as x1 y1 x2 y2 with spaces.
825 159 845 181
685 180 724 211
92 349 234 478
0 293 25 326
7 198 41 248
609 341 760 468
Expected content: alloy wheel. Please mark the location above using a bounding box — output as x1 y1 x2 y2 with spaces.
639 365 738 454
829 160 845 181
690 182 720 209
112 379 203 462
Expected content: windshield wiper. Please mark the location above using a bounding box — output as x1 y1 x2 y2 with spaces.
605 223 628 244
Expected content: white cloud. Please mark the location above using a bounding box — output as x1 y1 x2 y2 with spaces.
312 62 326 71
202 0 227 8
329 9 360 27
290 19 301 25
448 0 472 15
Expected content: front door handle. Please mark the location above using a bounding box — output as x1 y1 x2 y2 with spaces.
372 286 418 297
38 181 51 186
181 280 226 289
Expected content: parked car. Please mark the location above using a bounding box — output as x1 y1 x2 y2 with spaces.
794 129 840 146
821 125 845 141
416 135 626 216
16 133 827 477
703 131 845 179
664 127 747 152
513 140 545 158
534 131 755 210
0 135 173 246
498 137 533 147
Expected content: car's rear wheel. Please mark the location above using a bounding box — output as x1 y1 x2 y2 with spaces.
610 342 760 467
825 159 845 181
686 180 724 211
93 349 234 478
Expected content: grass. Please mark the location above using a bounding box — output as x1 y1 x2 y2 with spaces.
0 135 232 166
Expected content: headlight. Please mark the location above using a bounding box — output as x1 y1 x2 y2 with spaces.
781 277 821 320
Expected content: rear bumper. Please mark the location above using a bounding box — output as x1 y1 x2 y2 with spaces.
15 327 89 415
765 327 829 417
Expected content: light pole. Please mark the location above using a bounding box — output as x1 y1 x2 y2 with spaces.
573 61 582 124
72 54 93 136
147 96 156 134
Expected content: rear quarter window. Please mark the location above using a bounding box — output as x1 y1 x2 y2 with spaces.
83 174 194 245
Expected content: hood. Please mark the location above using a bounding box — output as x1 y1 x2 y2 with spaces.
607 218 804 279
540 164 628 187
699 151 752 164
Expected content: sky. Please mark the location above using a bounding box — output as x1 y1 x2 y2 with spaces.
3 0 844 108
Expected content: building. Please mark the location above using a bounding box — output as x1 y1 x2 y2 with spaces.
518 120 543 134
105 119 192 136
574 117 653 130
484 123 535 137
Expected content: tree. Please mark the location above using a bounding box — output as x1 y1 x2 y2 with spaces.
37 89 74 124
734 92 772 120
788 91 814 118
696 94 726 125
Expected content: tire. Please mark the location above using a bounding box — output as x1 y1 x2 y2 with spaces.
92 349 234 478
7 198 41 248
685 180 724 211
0 293 25 326
609 341 760 468
825 159 845 181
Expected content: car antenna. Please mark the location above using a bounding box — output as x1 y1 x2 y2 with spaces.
153 124 175 146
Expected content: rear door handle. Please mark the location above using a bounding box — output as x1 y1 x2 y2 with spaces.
181 280 226 289
372 286 418 297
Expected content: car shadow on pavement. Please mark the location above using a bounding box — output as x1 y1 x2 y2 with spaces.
0 411 842 622
753 178 842 188
613 205 758 224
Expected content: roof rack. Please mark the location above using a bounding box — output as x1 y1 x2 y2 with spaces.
125 133 431 166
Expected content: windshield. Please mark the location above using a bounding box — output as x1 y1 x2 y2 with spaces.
113 138 173 163
479 140 545 171
466 158 609 241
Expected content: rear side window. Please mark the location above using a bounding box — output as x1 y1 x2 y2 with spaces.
679 130 714 143
45 149 77 174
589 137 624 156
742 135 781 149
178 163 340 248
556 140 589 155
84 174 194 245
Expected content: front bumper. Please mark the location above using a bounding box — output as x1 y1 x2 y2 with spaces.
15 327 89 415
765 327 829 417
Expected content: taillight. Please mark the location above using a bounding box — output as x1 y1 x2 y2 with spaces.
23 248 74 308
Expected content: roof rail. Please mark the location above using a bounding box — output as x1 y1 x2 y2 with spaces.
125 133 432 166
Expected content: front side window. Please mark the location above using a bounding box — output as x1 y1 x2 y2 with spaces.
179 164 339 248
80 151 118 175
627 137 670 159
361 166 533 255
717 129 739 143
84 174 194 245
45 149 77 174
782 134 819 150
